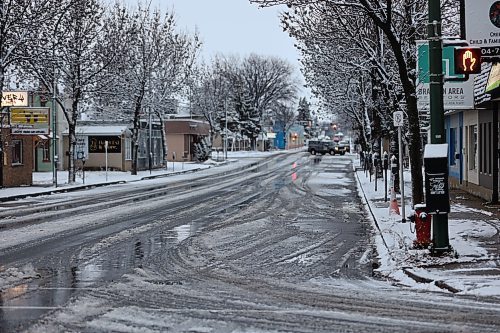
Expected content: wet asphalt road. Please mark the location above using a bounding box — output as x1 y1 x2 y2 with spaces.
1 152 500 332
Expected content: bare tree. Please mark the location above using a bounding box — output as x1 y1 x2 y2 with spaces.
103 4 182 174
272 101 297 146
192 54 299 148
251 0 461 205
23 0 119 183
0 0 57 94
190 59 233 143
150 26 201 167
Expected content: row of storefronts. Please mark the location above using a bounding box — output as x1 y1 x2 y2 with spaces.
445 61 500 201
0 92 211 187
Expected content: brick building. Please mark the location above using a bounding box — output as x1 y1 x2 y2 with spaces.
1 130 34 187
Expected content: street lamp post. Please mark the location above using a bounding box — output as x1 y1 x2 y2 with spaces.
149 107 152 174
0 107 7 189
224 100 228 160
52 68 58 188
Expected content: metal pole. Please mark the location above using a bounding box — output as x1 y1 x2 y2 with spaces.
384 167 388 202
224 101 228 160
428 0 449 250
105 140 108 182
52 67 58 188
0 107 5 189
149 108 152 174
398 126 406 223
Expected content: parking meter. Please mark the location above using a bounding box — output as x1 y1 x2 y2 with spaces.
383 151 389 201
390 155 398 174
424 144 450 214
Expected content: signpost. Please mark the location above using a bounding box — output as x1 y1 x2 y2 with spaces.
428 0 450 253
394 111 406 223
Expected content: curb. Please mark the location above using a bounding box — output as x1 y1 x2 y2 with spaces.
403 267 461 293
0 158 247 203
0 180 126 203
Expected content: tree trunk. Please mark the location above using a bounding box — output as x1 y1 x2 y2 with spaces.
67 122 76 184
406 95 424 205
155 111 168 168
131 98 143 175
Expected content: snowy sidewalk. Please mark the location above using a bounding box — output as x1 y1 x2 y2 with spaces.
355 163 500 297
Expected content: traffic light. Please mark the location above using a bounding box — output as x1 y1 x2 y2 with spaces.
454 47 482 74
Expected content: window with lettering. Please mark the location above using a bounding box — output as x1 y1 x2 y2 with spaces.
88 136 121 153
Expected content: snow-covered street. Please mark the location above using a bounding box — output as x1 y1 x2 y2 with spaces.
0 151 499 332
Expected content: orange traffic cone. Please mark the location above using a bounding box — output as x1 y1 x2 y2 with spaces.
389 187 400 215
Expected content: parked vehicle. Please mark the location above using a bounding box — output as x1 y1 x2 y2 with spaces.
338 140 350 153
307 140 337 155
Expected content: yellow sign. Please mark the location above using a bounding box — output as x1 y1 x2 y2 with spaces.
10 107 50 135
11 108 49 124
1 91 28 107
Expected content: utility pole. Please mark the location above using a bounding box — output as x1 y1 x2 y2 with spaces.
224 99 228 160
0 106 6 189
149 107 153 174
428 0 450 251
52 68 58 188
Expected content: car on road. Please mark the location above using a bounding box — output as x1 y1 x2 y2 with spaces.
337 140 350 154
307 140 337 155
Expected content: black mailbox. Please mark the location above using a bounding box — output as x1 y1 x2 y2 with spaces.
424 144 450 214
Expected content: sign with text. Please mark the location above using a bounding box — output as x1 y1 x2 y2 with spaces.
89 136 121 153
10 107 50 135
465 1 500 50
75 135 89 159
393 111 404 127
417 41 474 110
1 91 28 107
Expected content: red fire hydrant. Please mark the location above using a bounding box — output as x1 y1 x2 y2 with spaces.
412 204 432 249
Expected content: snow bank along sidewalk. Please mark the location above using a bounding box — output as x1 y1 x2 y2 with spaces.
355 164 500 297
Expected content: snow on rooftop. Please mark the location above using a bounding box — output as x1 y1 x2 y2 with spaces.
63 126 129 136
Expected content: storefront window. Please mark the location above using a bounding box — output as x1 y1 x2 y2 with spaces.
469 125 477 170
125 137 132 160
449 128 457 166
42 142 50 162
12 140 22 165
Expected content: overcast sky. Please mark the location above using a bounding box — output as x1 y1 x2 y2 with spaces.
121 0 309 97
